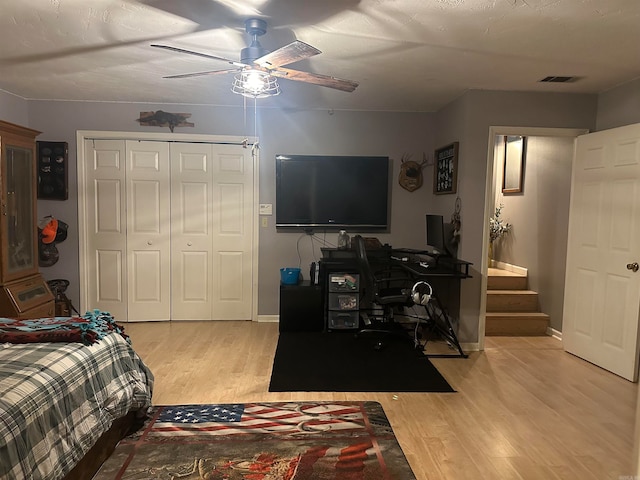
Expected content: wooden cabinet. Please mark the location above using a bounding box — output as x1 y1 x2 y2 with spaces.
0 120 54 318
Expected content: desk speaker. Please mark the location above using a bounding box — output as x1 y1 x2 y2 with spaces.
37 141 68 200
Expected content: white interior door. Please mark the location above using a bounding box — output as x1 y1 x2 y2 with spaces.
563 123 640 381
125 141 171 321
170 143 213 320
83 139 127 320
211 144 254 320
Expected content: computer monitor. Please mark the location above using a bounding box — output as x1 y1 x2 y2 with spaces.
426 214 453 257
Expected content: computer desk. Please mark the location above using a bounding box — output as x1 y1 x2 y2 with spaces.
390 248 471 277
320 246 471 358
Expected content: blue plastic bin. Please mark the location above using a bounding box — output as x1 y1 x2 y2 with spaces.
280 267 301 285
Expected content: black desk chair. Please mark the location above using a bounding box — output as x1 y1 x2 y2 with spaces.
353 235 419 348
352 236 468 357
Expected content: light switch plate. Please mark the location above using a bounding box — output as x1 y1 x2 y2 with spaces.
259 203 273 215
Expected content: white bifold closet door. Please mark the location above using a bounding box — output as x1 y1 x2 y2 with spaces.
83 139 253 322
84 139 129 321
127 140 171 321
170 142 212 320
170 142 254 321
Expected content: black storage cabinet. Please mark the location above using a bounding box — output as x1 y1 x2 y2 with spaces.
278 280 324 332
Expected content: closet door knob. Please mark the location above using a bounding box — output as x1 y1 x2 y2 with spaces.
147 240 153 245
627 262 639 272
187 242 192 246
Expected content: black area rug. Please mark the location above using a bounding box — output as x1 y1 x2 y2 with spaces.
269 331 455 392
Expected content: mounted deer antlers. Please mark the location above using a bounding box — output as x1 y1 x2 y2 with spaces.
398 152 428 192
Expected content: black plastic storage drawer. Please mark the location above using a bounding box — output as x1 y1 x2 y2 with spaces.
327 293 359 311
328 273 359 292
327 311 359 330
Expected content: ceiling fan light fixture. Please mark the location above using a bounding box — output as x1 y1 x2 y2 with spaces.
154 18 357 96
232 69 280 98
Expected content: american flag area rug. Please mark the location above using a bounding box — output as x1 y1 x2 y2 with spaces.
95 401 417 479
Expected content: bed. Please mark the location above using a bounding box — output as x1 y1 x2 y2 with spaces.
0 312 154 480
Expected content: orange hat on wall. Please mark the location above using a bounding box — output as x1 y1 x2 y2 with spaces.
40 217 58 244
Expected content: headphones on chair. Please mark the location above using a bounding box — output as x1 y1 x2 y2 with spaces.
411 281 432 306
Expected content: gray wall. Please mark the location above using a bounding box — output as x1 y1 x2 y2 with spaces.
24 101 436 322
596 77 640 131
0 89 29 126
433 90 597 342
1 78 637 344
26 101 252 313
256 108 436 316
493 136 575 332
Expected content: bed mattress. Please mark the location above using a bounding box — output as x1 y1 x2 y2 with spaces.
0 330 154 480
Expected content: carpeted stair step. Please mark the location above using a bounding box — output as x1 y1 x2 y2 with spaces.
487 268 528 290
486 290 539 312
485 312 549 336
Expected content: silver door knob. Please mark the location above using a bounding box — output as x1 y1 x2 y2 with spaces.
187 242 192 246
627 262 639 272
147 240 153 245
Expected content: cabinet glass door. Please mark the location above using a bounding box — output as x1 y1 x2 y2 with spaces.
5 145 35 275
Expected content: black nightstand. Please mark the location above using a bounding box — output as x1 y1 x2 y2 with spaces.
278 281 324 332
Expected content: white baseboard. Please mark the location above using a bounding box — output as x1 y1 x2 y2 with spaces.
492 260 528 276
120 318 166 323
461 342 479 352
546 327 562 341
257 315 279 323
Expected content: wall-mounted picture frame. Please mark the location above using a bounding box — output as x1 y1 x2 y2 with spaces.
502 135 526 194
433 142 459 195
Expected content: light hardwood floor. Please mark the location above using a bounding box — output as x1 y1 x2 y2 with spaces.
125 321 638 480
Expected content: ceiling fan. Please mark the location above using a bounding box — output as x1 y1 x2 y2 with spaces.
151 18 359 97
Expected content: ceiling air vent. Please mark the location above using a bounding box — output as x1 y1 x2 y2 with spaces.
539 76 578 83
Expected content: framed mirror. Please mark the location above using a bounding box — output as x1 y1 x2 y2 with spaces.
502 135 526 194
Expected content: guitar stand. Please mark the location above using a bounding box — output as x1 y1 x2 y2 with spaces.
419 296 468 358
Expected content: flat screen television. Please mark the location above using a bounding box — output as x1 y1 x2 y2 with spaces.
276 154 390 231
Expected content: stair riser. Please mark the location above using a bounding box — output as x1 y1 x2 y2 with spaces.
487 293 538 312
486 317 548 336
486 313 549 322
487 269 548 336
487 276 528 290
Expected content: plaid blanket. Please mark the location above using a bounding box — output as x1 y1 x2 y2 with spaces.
0 310 128 345
0 331 154 480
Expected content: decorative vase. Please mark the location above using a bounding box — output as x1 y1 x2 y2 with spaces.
488 241 494 265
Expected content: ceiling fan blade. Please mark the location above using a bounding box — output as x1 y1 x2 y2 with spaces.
272 67 359 93
163 68 240 79
151 44 247 67
254 40 321 68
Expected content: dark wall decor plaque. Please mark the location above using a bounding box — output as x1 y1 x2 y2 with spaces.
433 142 459 195
37 141 68 200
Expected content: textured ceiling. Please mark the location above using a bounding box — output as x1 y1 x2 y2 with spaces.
1 0 639 112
